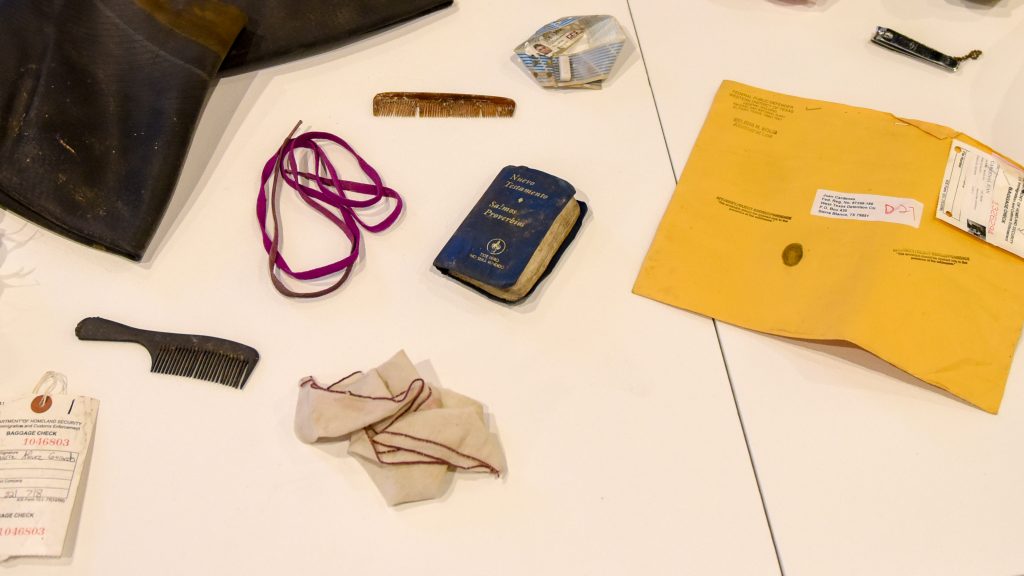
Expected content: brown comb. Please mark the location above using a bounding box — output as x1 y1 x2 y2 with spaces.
372 92 516 118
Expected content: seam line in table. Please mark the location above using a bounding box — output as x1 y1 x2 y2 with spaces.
714 321 785 575
624 2 784 574
625 0 677 180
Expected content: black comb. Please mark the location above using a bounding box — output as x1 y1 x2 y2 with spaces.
75 317 259 389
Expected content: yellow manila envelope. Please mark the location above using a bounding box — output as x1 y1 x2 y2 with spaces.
634 80 1024 413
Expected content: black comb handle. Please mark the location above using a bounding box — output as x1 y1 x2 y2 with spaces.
76 317 162 348
75 317 259 389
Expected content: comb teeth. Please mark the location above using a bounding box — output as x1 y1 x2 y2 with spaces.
151 346 252 389
373 92 516 118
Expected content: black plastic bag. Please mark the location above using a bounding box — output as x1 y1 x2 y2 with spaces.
0 0 451 260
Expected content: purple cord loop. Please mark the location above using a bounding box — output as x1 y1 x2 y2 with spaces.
257 121 403 297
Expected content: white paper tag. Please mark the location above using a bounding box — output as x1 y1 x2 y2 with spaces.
0 383 98 561
558 55 572 81
936 139 1024 257
811 190 923 228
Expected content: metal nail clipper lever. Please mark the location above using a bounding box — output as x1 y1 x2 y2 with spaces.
871 27 982 72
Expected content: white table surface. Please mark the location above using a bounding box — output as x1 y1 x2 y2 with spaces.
630 1 1024 575
0 1 783 574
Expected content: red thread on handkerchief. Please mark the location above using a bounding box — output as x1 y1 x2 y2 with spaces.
373 431 500 475
305 376 423 402
304 374 498 475
371 383 431 434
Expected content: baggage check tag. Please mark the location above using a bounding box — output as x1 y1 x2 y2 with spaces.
0 373 98 561
937 139 1024 258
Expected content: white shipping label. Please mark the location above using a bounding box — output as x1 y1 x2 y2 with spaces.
811 190 923 228
0 392 98 561
936 139 1024 258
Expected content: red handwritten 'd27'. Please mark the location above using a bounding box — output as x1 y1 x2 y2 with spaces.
885 203 916 220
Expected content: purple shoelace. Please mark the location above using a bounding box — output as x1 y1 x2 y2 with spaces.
257 121 403 297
